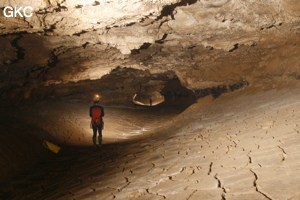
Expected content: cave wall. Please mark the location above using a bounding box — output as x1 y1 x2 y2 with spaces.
0 0 300 105
1 34 299 105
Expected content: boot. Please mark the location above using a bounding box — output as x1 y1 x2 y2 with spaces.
98 136 102 146
92 136 97 147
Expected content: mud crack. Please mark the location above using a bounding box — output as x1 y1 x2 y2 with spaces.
146 188 166 199
214 173 226 200
250 169 272 200
247 150 252 164
208 162 213 175
278 146 287 162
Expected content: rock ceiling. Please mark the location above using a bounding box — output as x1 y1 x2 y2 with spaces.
0 0 300 104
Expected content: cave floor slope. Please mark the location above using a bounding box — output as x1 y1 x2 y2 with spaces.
1 80 300 200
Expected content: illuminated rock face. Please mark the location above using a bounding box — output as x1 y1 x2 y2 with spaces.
0 0 300 105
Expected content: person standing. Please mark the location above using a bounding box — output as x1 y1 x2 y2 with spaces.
90 95 104 147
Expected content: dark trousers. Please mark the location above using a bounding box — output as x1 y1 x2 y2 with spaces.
92 124 103 145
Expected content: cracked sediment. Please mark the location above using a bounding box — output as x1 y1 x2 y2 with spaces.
2 80 300 199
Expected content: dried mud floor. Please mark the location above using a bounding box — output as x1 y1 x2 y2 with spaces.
1 80 300 200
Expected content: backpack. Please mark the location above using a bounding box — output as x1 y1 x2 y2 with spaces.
91 107 102 126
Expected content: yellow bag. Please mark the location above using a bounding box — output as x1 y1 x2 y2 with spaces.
43 140 61 153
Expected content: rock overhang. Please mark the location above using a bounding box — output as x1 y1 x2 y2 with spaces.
0 0 300 105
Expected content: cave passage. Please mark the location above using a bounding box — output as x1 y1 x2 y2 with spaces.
1 0 300 199
1 81 300 200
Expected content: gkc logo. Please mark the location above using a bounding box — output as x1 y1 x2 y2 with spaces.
3 6 33 17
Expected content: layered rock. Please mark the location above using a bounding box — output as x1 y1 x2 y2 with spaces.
0 0 300 105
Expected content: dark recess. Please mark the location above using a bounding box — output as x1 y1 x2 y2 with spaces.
229 43 239 52
160 78 196 106
195 81 249 99
155 33 168 44
131 43 152 54
10 34 25 63
158 0 198 20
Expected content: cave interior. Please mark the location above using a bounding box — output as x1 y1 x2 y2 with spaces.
1 0 300 199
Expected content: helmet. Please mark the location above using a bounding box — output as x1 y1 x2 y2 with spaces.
93 95 100 102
